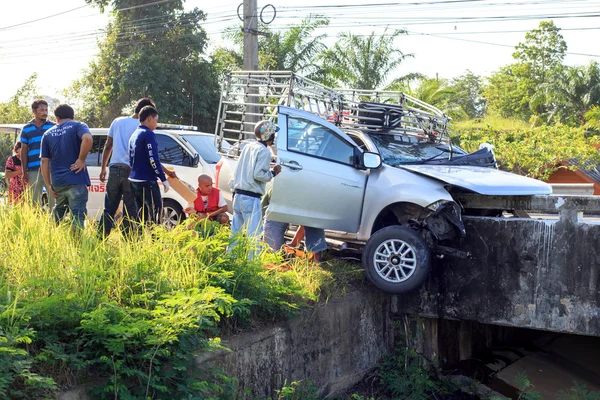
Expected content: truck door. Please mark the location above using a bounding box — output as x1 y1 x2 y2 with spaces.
267 107 367 233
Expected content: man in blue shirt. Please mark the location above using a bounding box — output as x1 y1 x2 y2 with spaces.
128 106 171 225
98 98 156 237
40 104 93 229
20 99 55 208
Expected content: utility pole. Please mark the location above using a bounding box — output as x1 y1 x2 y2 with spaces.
243 0 258 71
242 0 259 130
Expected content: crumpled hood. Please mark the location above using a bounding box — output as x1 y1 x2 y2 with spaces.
398 165 552 195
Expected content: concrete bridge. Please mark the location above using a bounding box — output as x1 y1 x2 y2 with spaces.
393 194 600 337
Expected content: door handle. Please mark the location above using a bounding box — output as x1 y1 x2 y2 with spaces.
280 161 303 171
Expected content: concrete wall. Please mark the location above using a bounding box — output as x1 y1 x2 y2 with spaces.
60 290 393 399
197 290 393 398
393 217 600 337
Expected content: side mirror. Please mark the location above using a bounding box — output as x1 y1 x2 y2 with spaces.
362 152 382 169
192 153 200 167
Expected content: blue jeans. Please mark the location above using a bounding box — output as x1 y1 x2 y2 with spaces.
231 193 263 238
130 180 162 225
99 164 137 236
263 220 327 253
52 184 88 229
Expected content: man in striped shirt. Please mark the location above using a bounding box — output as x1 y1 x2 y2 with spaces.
21 99 56 208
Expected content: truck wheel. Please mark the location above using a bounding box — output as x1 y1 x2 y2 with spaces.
362 226 432 294
162 199 185 228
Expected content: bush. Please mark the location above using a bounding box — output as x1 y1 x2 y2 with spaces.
0 204 334 398
452 118 600 180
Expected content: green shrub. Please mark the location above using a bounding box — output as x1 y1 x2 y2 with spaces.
0 204 336 398
452 118 600 180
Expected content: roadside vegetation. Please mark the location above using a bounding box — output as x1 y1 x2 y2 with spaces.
0 203 362 399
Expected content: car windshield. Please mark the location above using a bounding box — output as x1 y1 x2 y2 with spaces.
181 134 230 164
368 133 461 166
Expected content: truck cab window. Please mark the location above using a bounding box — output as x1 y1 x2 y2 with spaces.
287 116 354 165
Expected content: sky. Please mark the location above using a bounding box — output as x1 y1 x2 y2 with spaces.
2 0 600 103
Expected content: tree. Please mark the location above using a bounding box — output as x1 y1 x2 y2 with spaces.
531 61 600 125
449 71 486 119
513 21 567 84
260 16 329 77
77 0 219 130
320 29 413 90
212 16 329 80
387 76 464 119
483 63 537 121
452 118 600 179
483 21 568 122
0 74 40 124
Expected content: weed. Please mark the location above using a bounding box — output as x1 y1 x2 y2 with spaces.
515 372 543 400
0 203 354 398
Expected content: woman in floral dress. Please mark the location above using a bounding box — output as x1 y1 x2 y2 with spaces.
5 141 24 204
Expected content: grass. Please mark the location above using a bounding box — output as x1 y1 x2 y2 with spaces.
0 203 364 399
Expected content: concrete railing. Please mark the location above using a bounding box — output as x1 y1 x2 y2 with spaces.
455 194 600 222
550 183 595 196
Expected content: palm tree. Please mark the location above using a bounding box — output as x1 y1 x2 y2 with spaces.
531 61 600 125
320 29 414 90
260 16 329 77
213 16 329 79
387 77 466 120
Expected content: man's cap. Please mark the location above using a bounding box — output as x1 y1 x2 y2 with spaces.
256 120 279 140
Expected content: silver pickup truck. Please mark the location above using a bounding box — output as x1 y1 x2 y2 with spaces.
214 72 551 294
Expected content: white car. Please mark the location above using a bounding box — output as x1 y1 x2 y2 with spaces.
0 124 229 226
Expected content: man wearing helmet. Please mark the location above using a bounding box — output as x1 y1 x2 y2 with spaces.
229 120 281 252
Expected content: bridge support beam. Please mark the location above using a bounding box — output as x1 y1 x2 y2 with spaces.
393 215 600 337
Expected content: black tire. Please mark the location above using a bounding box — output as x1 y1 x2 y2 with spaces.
362 226 432 294
162 199 185 228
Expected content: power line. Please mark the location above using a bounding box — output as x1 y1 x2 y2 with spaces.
408 29 600 58
0 5 89 31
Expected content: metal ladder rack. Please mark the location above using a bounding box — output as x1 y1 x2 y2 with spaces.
215 71 451 153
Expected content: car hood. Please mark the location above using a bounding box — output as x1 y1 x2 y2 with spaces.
398 165 552 195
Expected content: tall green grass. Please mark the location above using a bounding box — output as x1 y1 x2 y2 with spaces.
0 203 352 399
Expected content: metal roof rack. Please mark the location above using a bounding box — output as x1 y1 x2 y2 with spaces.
215 71 451 152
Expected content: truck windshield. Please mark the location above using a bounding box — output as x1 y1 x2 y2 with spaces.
181 134 230 164
368 134 459 166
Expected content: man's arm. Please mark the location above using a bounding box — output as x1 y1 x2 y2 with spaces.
162 164 177 179
71 133 93 174
148 134 167 182
41 158 56 199
206 205 229 219
99 136 114 182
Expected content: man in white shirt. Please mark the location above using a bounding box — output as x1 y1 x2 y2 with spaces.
229 120 281 246
98 98 158 236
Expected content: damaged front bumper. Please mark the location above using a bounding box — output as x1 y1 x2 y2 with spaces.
424 201 470 259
